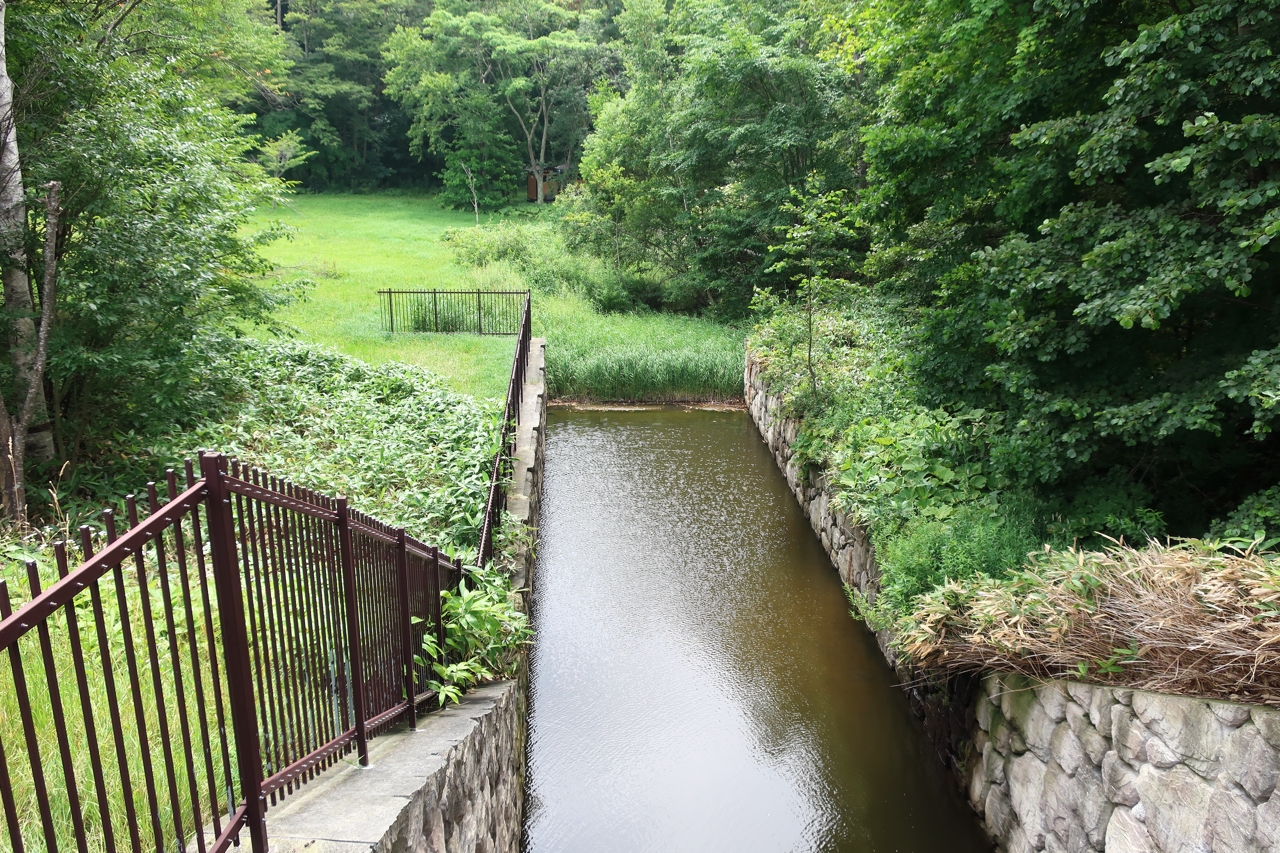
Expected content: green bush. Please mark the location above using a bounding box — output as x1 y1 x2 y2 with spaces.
444 219 666 312
30 339 500 555
870 503 1042 623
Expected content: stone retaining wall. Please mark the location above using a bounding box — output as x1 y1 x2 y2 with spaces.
745 356 977 771
265 339 547 853
744 353 1280 853
973 674 1280 853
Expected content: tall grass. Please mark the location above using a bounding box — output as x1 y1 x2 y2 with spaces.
534 294 745 402
1 533 234 853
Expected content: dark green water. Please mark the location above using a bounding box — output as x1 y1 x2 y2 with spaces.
524 408 990 852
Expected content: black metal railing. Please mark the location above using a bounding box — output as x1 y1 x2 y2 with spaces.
0 454 462 853
477 292 533 567
378 290 530 335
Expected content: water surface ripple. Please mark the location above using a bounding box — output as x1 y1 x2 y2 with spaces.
525 409 990 852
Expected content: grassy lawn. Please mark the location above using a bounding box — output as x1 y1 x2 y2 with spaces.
252 193 515 398
253 192 746 402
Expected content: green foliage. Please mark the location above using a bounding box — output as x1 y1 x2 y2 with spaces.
252 0 436 189
1210 485 1280 544
38 340 500 555
563 0 857 315
11 1 298 476
444 217 662 310
383 0 603 207
416 562 531 706
831 0 1280 537
861 504 1042 629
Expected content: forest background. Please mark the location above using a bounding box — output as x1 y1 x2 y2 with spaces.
3 0 1279 663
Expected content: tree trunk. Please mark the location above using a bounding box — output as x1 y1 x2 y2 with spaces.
0 2 54 467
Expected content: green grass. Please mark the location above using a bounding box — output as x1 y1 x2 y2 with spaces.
252 193 747 403
534 295 745 401
251 194 516 399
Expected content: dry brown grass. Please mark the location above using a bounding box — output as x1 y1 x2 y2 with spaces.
900 540 1280 707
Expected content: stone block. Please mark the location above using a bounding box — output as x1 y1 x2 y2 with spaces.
1091 689 1118 734
1051 722 1089 777
1010 752 1049 849
1135 763 1214 853
1224 724 1280 801
1103 751 1140 807
986 783 1015 838
1211 702 1254 728
1041 759 1105 852
1255 708 1280 752
1020 695 1060 763
1112 706 1151 766
971 766 992 810
985 740 1007 785
1144 736 1180 769
1256 796 1280 852
977 694 996 732
1066 682 1094 709
1206 782 1260 853
1067 702 1110 767
1133 692 1231 778
1106 807 1158 853
1039 682 1072 723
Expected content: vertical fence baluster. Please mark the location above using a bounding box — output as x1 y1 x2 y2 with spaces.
124 493 188 852
55 540 118 853
26 560 89 853
395 529 416 729
0 720 24 853
146 482 209 853
167 470 226 843
82 523 145 853
104 507 166 853
201 452 266 853
242 469 283 799
0 582 58 852
336 497 368 764
186 461 237 827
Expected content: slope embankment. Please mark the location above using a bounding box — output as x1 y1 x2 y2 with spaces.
745 354 1280 853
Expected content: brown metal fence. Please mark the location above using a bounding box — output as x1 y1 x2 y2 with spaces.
0 453 462 853
477 292 532 567
378 290 529 335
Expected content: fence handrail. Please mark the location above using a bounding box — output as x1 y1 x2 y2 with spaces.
0 452 463 853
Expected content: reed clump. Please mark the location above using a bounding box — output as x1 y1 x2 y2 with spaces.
899 540 1280 707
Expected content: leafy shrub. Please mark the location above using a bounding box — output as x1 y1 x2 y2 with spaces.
1210 486 1280 545
31 339 501 556
870 503 1042 622
444 219 666 312
418 562 531 706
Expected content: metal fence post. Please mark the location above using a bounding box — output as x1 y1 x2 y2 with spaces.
395 529 416 730
388 292 395 334
336 497 369 765
430 546 446 662
477 290 483 335
200 452 268 853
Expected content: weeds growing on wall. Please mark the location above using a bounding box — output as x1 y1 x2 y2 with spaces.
898 540 1280 707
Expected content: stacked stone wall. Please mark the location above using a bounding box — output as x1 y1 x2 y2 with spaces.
744 353 1280 853
973 674 1280 853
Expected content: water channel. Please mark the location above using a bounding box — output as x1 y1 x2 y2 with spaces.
525 408 990 852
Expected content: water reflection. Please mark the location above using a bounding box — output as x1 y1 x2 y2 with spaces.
524 409 990 852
